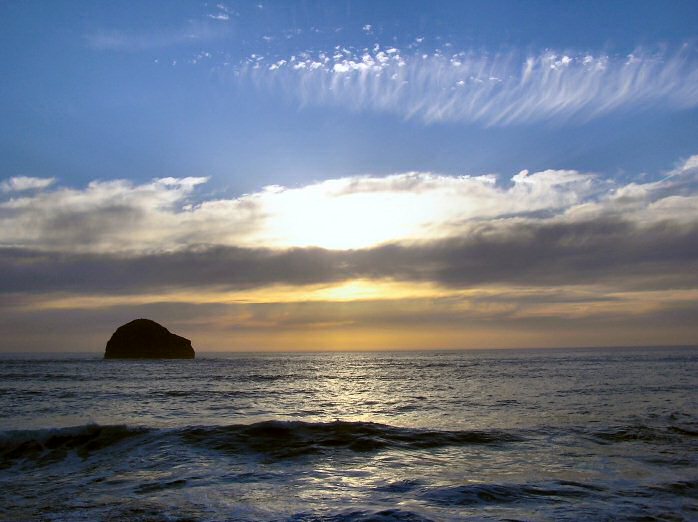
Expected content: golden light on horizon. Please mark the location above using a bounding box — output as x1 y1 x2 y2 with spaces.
21 279 453 311
14 279 698 351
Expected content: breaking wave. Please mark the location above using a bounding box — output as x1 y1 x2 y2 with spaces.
0 424 148 468
0 420 521 467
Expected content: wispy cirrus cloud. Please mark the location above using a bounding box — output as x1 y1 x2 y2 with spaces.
86 18 230 52
240 45 698 125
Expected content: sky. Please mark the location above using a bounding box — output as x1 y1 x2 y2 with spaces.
1 0 698 352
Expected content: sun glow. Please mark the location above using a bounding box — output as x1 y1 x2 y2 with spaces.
216 169 594 250
255 179 449 249
22 279 449 310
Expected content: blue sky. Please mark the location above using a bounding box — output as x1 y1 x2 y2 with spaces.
2 1 698 351
2 0 698 194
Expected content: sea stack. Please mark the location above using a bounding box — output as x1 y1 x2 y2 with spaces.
104 318 195 359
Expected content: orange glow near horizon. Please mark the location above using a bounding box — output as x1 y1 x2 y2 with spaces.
11 281 698 352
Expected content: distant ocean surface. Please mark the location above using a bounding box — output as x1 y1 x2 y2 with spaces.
1 347 696 521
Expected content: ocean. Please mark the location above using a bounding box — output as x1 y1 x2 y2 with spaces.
1 347 696 521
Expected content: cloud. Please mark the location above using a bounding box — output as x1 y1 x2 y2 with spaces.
208 3 234 21
3 283 698 351
0 176 216 253
3 156 698 256
86 19 229 51
2 156 698 351
0 176 55 192
1 155 697 298
240 45 698 125
1 212 696 297
0 167 610 253
208 13 230 21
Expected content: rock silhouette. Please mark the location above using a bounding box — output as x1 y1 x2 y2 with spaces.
104 319 195 359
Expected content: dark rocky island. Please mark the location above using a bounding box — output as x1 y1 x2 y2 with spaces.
104 318 195 359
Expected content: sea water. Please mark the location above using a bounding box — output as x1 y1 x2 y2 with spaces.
1 347 696 521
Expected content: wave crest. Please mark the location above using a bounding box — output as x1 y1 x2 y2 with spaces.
0 424 149 468
1 420 519 466
182 420 520 459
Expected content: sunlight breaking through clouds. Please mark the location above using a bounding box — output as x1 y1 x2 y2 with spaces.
1 166 605 252
240 45 698 125
2 157 697 350
0 156 697 255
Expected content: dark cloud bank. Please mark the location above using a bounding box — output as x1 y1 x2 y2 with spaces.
2 216 697 295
